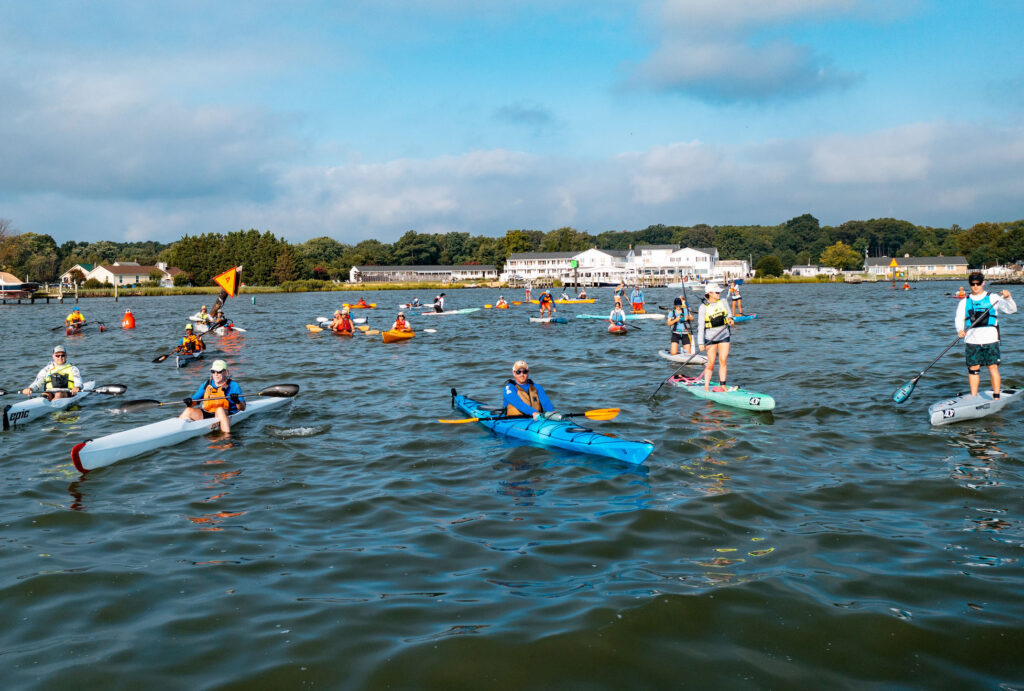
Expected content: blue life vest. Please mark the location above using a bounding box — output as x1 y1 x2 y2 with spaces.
966 294 997 328
669 308 688 334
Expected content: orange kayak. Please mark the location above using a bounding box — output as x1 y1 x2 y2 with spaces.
344 303 376 309
608 324 627 334
495 304 509 309
382 329 414 343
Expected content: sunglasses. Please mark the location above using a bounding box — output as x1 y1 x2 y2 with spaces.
514 368 529 374
969 281 983 286
54 353 66 357
210 369 227 374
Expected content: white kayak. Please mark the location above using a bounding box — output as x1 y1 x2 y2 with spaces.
71 394 296 473
194 322 245 335
418 308 480 316
657 349 708 366
928 388 1022 426
3 381 96 431
175 351 204 368
529 317 568 323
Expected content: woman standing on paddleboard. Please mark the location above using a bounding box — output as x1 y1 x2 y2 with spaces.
956 272 1016 398
697 284 735 392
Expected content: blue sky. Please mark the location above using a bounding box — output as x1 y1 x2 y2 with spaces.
1 0 1022 244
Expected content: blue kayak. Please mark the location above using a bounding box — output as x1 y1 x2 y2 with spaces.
452 393 654 465
732 314 758 322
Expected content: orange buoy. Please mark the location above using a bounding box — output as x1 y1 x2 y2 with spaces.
122 309 136 329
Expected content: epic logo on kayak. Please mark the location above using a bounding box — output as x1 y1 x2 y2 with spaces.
8 410 30 424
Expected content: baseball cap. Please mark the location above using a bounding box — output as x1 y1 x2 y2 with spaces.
53 345 66 354
210 359 228 372
705 283 722 294
185 323 194 330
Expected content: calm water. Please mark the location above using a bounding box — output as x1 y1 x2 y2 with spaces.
1 283 1022 689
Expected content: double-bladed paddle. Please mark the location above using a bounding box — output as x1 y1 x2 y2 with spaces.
0 384 127 397
118 384 299 413
892 308 993 404
439 408 620 424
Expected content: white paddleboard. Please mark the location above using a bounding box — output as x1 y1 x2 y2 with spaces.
928 388 1022 426
657 349 708 366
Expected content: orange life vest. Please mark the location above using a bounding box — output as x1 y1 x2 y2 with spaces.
202 383 229 413
506 381 542 417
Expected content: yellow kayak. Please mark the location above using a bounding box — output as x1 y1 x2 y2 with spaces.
528 298 596 304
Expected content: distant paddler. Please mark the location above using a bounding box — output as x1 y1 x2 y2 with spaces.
503 360 560 420
697 284 735 392
175 323 206 354
609 303 627 328
728 280 743 316
179 359 246 433
537 289 555 318
410 297 423 308
613 281 625 302
433 292 447 313
355 297 370 308
22 345 81 399
629 285 645 313
954 287 966 299
666 297 694 356
495 296 509 308
65 307 86 330
210 307 231 331
577 287 588 299
194 305 214 325
956 272 1016 398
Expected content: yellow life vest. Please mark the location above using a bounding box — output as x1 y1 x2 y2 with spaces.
45 363 76 390
506 381 542 417
704 300 729 329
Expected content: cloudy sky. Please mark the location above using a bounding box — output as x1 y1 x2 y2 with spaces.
2 0 1022 244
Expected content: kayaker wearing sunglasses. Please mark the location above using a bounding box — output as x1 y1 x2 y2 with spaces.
179 359 246 433
503 360 560 420
22 345 81 399
956 272 1016 398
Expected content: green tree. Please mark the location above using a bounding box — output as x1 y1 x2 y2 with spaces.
503 230 536 256
755 255 784 277
149 269 165 284
820 241 862 270
273 245 299 284
540 227 593 252
391 230 441 265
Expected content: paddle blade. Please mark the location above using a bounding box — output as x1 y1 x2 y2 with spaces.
94 384 127 395
356 325 370 332
119 399 162 413
582 408 620 421
423 328 437 333
153 353 171 363
257 384 300 397
305 325 323 332
316 317 329 323
363 330 380 335
484 304 492 309
0 388 8 396
437 417 480 424
892 377 918 404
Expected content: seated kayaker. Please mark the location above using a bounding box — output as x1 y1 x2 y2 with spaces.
495 296 509 308
577 288 587 299
356 297 369 307
955 287 966 299
175 323 206 353
180 359 246 433
667 298 694 355
65 307 85 325
195 305 214 324
211 309 230 330
560 292 570 301
22 344 81 400
609 304 626 326
503 360 559 420
411 297 422 307
330 309 353 333
391 311 412 331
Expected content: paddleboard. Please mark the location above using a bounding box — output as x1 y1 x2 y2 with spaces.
928 388 1022 426
657 349 708 366
530 317 568 323
669 375 775 411
732 314 758 322
576 314 664 321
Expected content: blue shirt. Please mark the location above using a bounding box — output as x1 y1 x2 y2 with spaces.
503 380 554 416
192 378 245 414
630 289 644 302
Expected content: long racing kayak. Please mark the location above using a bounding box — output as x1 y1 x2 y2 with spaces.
529 298 596 304
928 388 1022 426
669 375 775 411
452 393 653 464
71 393 297 472
657 349 708 366
3 381 97 431
418 308 480 316
175 351 204 368
732 314 758 322
576 314 664 321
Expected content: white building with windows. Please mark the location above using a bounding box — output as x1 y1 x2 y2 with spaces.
864 255 968 277
788 265 839 277
500 245 720 284
349 264 498 283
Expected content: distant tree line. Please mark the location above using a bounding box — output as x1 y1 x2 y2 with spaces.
2 215 1023 285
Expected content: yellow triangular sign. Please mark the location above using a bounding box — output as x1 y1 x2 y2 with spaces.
213 266 242 297
889 258 898 267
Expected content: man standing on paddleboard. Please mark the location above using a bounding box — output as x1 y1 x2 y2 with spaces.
956 273 1016 398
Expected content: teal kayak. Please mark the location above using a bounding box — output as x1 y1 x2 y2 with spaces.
669 375 775 411
732 314 758 322
452 393 654 465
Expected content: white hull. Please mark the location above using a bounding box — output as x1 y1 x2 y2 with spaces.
657 350 708 366
3 382 96 431
71 395 294 472
928 388 1021 426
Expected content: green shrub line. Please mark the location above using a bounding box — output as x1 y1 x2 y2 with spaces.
64 281 502 298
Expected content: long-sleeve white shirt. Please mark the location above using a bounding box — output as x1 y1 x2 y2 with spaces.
955 291 1016 344
27 362 82 391
697 299 733 347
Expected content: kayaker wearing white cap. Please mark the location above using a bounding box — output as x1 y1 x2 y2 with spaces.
495 295 509 308
195 305 214 325
697 284 735 392
22 345 82 399
503 360 559 420
391 311 412 331
179 359 246 433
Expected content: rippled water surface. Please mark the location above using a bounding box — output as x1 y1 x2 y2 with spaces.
2 283 1022 688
